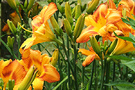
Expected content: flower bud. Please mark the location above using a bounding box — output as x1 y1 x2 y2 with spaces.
24 0 28 9
86 0 99 14
90 36 101 55
65 2 73 24
107 38 118 54
56 3 64 14
73 14 85 41
63 19 72 37
75 4 81 20
7 19 17 35
18 65 38 90
50 49 59 66
7 36 15 50
27 0 35 11
50 16 63 36
77 0 81 5
8 79 15 90
81 4 87 12
7 0 16 9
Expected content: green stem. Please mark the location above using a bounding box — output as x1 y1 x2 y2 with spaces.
113 62 115 81
11 49 17 60
105 61 110 90
67 35 70 89
95 60 98 90
0 39 17 59
81 66 84 90
73 43 78 90
100 56 104 90
126 66 128 81
118 63 122 80
89 60 95 90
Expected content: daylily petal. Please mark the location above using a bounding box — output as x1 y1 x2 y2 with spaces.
33 24 56 43
30 50 42 72
93 3 108 22
115 20 133 36
111 38 135 55
76 26 98 43
106 9 122 24
19 37 35 55
32 78 44 90
0 60 12 77
82 54 95 67
108 0 116 9
42 2 57 24
32 2 57 31
39 64 60 83
78 48 100 60
1 60 26 88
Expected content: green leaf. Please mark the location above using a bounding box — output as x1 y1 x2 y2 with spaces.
121 60 135 72
129 33 135 41
122 18 131 25
108 55 133 61
114 32 135 47
114 32 135 43
105 81 135 90
0 39 12 56
122 17 135 29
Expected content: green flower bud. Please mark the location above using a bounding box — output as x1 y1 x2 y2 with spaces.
24 0 28 9
107 39 118 55
57 3 64 14
65 2 73 24
73 14 85 41
81 4 86 12
8 79 15 90
77 0 81 5
18 66 38 90
50 16 63 36
27 0 35 11
90 36 101 55
7 19 17 35
50 49 59 66
7 36 15 50
7 0 16 9
75 4 81 20
63 19 72 37
86 0 99 14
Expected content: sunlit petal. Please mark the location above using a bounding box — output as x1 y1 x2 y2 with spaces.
33 78 44 90
39 64 60 83
82 54 95 67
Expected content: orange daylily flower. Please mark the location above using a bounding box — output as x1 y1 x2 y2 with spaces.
0 60 27 89
78 47 100 67
111 38 135 55
118 0 135 17
20 2 58 55
21 49 60 90
76 0 122 43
